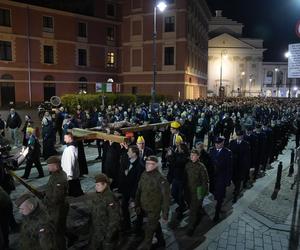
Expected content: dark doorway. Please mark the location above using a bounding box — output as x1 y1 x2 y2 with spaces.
132 86 137 95
44 83 56 101
0 74 15 107
1 83 15 107
44 76 56 101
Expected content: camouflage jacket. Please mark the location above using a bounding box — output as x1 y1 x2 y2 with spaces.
89 188 121 242
20 203 57 250
135 169 170 220
185 160 209 199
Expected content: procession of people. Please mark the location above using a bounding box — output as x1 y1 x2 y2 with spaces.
0 97 299 250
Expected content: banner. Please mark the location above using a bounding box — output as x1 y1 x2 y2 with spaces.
288 43 300 78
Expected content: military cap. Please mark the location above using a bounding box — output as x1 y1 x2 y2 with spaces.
236 130 244 136
46 156 61 165
95 173 110 184
15 193 35 207
171 121 181 129
190 148 200 156
146 155 158 163
195 140 204 146
215 136 225 143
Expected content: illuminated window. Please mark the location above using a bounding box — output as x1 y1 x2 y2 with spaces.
107 52 115 67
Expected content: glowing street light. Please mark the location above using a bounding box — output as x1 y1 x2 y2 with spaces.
152 1 167 103
285 51 291 58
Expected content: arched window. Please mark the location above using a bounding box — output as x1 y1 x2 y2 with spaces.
44 75 54 81
79 77 88 93
1 74 13 80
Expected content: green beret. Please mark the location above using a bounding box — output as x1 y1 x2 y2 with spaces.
15 193 35 207
46 156 61 165
191 149 200 156
95 173 110 184
146 155 158 163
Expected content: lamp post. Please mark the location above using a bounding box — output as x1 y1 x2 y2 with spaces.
240 71 245 96
152 1 167 104
275 68 279 97
219 49 227 97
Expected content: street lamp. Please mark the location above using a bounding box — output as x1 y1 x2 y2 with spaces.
284 51 290 58
275 68 279 97
219 49 227 97
152 1 167 103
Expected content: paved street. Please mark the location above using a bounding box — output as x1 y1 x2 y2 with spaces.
5 131 300 250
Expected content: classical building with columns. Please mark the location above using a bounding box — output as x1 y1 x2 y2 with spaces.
261 62 300 98
207 10 265 97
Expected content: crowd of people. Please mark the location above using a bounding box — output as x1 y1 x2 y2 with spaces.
1 97 300 250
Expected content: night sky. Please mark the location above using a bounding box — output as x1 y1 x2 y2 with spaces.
207 0 300 62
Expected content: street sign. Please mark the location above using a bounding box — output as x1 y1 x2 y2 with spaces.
288 43 300 78
296 21 300 38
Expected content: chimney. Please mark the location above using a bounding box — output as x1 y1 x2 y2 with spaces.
215 10 223 17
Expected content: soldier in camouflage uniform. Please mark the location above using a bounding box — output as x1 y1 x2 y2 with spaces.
185 149 209 236
43 156 69 250
89 173 121 250
16 193 57 250
135 155 170 250
0 186 12 250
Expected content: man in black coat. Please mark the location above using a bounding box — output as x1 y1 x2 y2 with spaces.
243 126 258 187
136 136 154 165
253 124 267 180
229 130 251 203
118 145 144 231
209 136 232 222
6 108 22 148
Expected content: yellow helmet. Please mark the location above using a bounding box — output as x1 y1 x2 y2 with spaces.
171 121 181 129
175 135 183 144
137 136 145 144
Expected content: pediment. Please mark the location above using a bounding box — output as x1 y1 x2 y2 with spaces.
209 33 255 49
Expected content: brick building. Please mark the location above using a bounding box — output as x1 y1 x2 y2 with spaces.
0 0 210 106
122 0 210 99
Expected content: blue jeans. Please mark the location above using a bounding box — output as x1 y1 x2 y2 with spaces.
9 128 19 146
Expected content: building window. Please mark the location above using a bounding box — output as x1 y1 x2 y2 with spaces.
43 16 53 32
78 22 87 38
164 47 174 65
106 4 115 17
0 9 11 27
79 77 88 93
78 49 87 66
107 52 115 67
165 16 175 32
0 41 12 61
107 26 115 41
43 45 54 64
